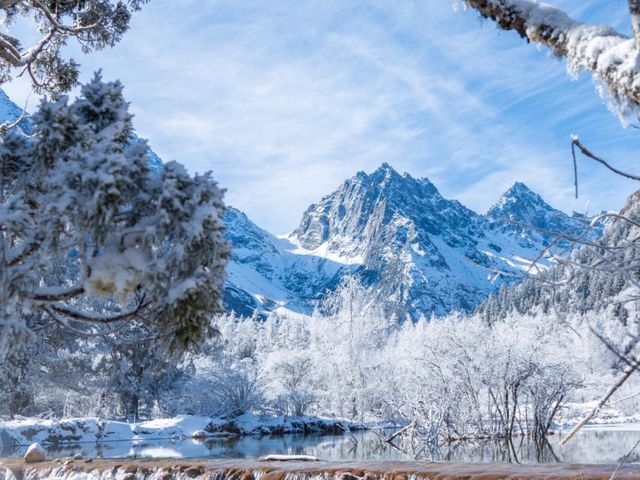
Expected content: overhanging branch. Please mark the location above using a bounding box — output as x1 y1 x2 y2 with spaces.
464 0 640 107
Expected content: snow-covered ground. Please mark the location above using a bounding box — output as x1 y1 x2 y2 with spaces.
556 401 640 430
0 415 363 449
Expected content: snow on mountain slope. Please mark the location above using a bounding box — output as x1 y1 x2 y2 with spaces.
0 88 596 319
224 164 598 319
222 207 348 317
0 89 32 134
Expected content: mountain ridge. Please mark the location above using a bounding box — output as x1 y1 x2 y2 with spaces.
224 162 601 319
0 88 599 320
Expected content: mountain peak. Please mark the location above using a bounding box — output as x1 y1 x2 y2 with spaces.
364 162 402 183
502 182 542 199
486 181 579 240
374 162 396 175
507 181 534 194
490 182 548 214
292 160 479 259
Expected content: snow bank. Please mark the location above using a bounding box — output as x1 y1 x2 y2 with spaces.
555 401 640 429
0 414 363 448
259 454 320 461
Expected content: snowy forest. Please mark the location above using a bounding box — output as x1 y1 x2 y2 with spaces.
5 183 640 453
4 0 640 469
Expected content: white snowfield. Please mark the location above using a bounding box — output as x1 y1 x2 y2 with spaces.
0 415 361 449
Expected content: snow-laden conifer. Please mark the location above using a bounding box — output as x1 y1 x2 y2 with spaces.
0 72 228 359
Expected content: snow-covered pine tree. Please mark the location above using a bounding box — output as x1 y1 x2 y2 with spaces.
0 72 228 360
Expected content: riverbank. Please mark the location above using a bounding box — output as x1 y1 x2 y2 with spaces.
3 458 640 480
0 415 363 449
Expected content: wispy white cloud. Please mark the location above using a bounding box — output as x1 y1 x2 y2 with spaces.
4 0 639 232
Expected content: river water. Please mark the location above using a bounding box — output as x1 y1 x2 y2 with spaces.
2 425 640 464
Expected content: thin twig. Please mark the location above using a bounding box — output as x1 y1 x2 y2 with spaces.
572 138 640 196
610 438 640 480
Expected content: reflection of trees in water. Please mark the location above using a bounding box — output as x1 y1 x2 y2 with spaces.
384 433 561 464
5 429 640 464
555 430 640 465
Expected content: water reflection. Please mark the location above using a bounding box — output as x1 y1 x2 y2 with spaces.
2 426 640 464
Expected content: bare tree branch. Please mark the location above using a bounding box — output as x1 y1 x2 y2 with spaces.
24 285 85 302
610 438 640 480
559 360 640 446
0 89 30 131
572 138 640 195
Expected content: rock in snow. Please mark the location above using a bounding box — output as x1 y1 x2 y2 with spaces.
191 430 208 440
23 443 45 463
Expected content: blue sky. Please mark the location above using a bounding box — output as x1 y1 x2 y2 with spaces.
5 0 640 233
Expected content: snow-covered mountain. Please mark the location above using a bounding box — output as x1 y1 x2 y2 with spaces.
0 89 33 134
0 88 596 319
225 163 596 319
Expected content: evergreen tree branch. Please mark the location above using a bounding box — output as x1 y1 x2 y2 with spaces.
50 300 151 324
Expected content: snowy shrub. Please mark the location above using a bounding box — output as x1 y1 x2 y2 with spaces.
268 354 316 416
207 362 266 417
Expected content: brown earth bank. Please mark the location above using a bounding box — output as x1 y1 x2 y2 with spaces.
3 459 640 480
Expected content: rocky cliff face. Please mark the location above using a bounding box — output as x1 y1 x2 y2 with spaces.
226 164 595 319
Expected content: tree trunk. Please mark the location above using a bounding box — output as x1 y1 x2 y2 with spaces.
124 394 140 423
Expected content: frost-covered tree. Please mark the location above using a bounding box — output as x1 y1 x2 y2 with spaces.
5 278 621 440
463 0 640 445
0 0 149 94
172 322 267 418
311 276 397 420
0 338 36 416
270 354 315 417
0 72 228 360
96 322 186 421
